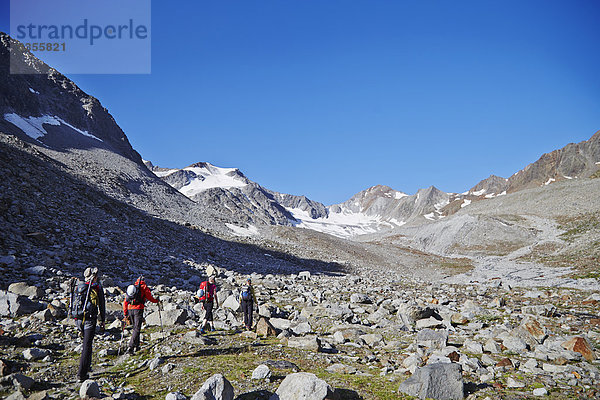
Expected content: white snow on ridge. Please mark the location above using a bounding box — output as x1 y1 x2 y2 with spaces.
395 192 408 199
4 113 59 139
544 178 555 186
153 169 178 178
3 113 103 142
178 164 247 197
461 199 471 208
471 189 486 196
287 207 392 238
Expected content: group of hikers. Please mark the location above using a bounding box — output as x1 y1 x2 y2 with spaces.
70 267 257 382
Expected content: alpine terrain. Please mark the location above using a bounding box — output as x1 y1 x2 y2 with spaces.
1 33 599 400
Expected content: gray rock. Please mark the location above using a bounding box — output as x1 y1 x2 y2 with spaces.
149 357 164 371
251 364 272 380
463 339 483 354
146 308 187 326
269 318 291 331
190 374 234 400
222 295 240 312
332 331 346 344
416 317 445 330
416 329 448 350
502 336 528 352
484 338 501 354
24 266 46 275
326 363 357 374
350 293 372 304
5 391 26 400
8 282 43 299
0 255 16 265
182 330 213 345
269 372 338 400
9 373 35 390
287 336 321 352
166 392 187 400
0 290 44 316
398 362 464 400
533 387 548 396
291 322 312 336
79 379 101 399
23 348 50 361
161 363 176 374
298 271 311 280
360 333 385 348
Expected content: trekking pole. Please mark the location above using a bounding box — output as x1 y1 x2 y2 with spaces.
157 301 164 338
118 317 126 355
67 277 76 322
81 271 97 328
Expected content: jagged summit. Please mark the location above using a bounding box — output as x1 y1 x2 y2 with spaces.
0 33 142 164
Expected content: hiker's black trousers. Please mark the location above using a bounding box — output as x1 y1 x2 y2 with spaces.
241 300 253 329
128 309 144 350
77 319 96 380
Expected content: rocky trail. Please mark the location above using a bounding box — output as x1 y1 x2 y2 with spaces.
1 264 599 400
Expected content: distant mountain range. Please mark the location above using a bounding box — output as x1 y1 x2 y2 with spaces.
2 32 599 240
146 129 600 238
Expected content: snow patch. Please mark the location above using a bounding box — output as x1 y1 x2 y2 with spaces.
3 113 102 142
461 199 471 208
29 88 40 94
395 192 408 199
287 207 389 238
544 178 555 186
424 212 436 221
226 223 259 237
4 113 59 139
471 189 486 196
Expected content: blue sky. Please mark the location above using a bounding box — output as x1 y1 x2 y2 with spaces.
2 1 599 204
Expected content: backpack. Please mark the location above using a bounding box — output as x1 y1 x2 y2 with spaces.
199 281 213 301
241 287 252 302
71 282 99 320
126 282 143 305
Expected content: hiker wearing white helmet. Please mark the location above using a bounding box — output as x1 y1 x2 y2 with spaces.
122 276 159 354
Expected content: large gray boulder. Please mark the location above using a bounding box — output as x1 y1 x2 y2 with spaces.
222 295 240 312
190 374 234 400
287 336 321 352
146 308 187 326
79 379 101 399
0 290 44 316
398 363 464 400
8 282 44 299
269 372 339 400
416 329 448 350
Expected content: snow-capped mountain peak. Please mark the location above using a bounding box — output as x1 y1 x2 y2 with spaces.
147 161 250 197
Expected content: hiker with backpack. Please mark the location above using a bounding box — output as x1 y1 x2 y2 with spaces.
239 278 258 331
198 275 218 333
70 267 106 382
123 276 159 354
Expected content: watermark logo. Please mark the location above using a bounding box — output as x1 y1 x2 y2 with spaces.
10 0 151 74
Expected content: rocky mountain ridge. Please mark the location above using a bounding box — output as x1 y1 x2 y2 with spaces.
149 129 600 238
